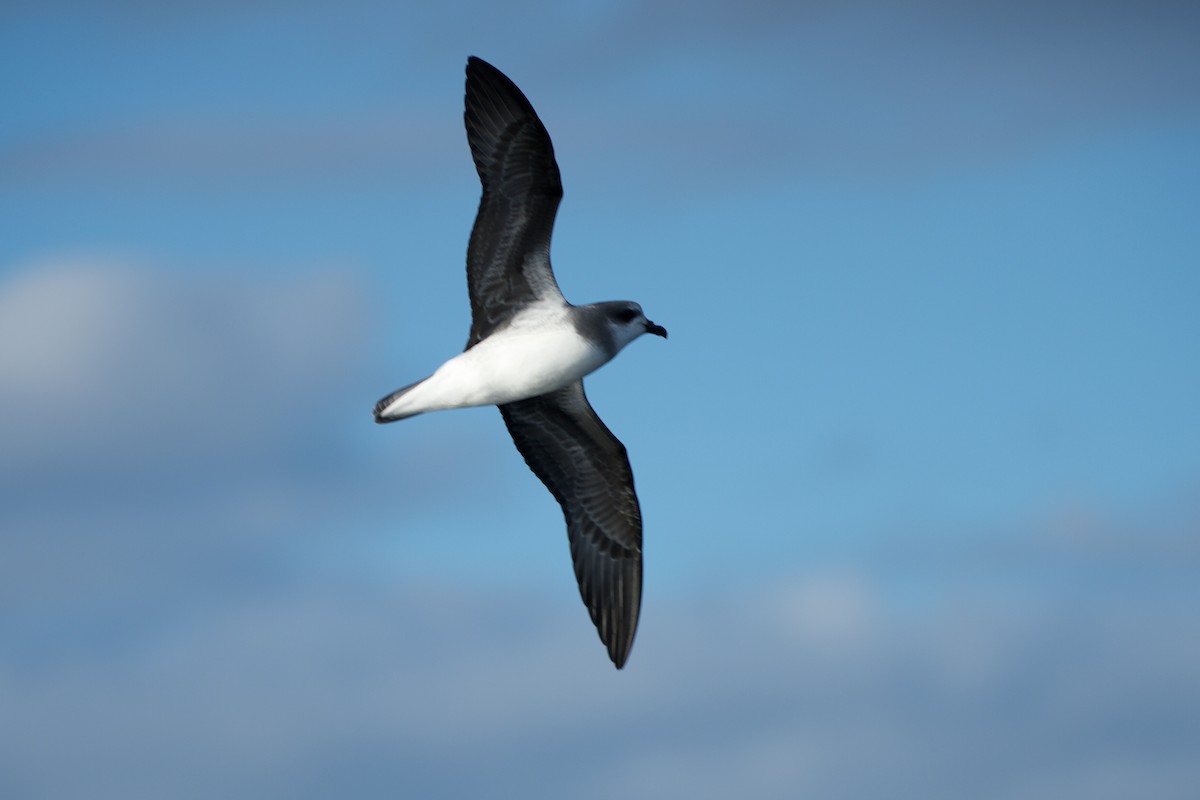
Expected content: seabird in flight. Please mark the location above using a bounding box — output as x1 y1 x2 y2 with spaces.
374 56 666 668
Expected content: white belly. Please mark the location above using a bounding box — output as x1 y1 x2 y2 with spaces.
390 311 610 416
459 324 607 404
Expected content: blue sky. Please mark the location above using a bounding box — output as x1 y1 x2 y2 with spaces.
3 2 1199 798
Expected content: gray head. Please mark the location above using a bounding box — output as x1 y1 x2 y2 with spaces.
578 301 668 356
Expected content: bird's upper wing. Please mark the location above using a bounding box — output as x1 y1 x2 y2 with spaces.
499 382 643 668
464 56 565 348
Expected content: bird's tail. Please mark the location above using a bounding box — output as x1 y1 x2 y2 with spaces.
373 379 426 423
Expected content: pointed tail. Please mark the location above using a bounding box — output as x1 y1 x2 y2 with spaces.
373 380 426 423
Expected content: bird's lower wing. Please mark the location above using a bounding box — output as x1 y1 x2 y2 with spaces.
499 382 643 668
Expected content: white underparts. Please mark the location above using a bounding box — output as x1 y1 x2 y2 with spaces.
377 307 611 420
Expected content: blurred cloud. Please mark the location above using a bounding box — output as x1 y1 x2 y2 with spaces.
0 113 459 187
581 0 1200 181
0 255 366 478
4 1 1198 191
3 557 1197 799
0 256 395 671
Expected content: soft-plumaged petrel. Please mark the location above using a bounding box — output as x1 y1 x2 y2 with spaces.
373 57 666 669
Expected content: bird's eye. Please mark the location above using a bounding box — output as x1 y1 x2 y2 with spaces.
617 307 639 323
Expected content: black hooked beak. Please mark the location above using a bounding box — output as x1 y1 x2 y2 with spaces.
644 320 668 339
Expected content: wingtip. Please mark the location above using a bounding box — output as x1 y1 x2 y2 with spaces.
465 55 498 78
611 647 632 670
607 621 637 669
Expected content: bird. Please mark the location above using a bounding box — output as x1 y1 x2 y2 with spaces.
373 57 666 669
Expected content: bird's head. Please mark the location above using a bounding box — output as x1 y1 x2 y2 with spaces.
602 301 668 351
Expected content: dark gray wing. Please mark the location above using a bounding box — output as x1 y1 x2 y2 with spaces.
464 56 565 348
499 382 643 668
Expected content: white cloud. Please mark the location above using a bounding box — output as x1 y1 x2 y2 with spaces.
0 254 407 634
3 562 1197 800
0 255 367 477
